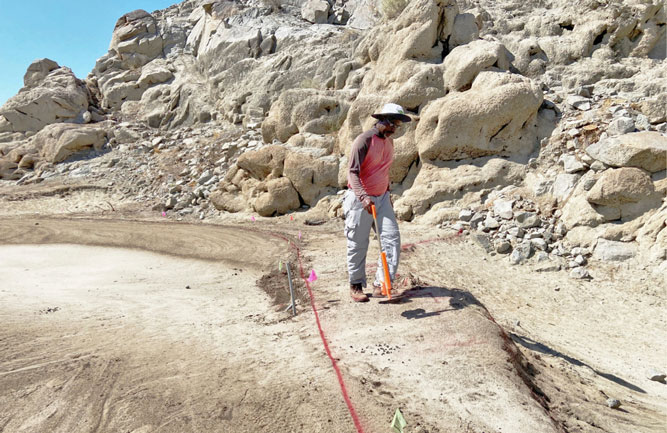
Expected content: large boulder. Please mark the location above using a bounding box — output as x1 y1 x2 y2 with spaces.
0 160 21 180
394 158 525 221
0 63 89 134
210 190 248 213
593 238 637 262
443 40 511 92
23 58 59 88
109 10 163 68
587 167 656 207
137 59 174 87
586 167 661 221
253 177 301 216
586 132 667 173
36 124 107 163
560 172 607 229
283 151 339 205
236 145 287 180
262 90 349 144
301 0 330 24
449 13 480 49
416 71 543 161
356 0 453 65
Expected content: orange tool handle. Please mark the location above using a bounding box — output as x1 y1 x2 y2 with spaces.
381 252 392 300
371 204 392 299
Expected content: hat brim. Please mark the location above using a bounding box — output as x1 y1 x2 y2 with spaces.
371 113 412 123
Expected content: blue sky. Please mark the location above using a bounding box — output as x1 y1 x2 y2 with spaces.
0 0 178 106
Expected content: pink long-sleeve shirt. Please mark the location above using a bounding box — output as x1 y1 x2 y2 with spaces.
347 127 393 202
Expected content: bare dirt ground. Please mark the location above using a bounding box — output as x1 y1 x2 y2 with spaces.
0 183 665 433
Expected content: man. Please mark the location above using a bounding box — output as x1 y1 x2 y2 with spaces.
343 103 411 302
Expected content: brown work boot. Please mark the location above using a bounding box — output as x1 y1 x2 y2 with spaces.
372 282 384 298
350 283 369 302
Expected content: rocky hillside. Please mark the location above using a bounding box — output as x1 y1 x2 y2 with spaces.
0 0 665 277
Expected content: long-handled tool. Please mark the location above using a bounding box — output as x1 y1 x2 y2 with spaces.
371 204 392 300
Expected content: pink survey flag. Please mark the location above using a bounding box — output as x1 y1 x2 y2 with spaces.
298 231 302 240
307 269 318 283
290 215 294 221
251 216 256 222
161 211 166 217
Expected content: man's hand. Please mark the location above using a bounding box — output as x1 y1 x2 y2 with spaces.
362 197 373 214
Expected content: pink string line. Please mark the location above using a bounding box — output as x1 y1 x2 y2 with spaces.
262 229 365 433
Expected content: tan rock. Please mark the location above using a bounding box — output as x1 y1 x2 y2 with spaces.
587 167 655 206
417 71 543 161
37 124 107 163
450 13 480 48
560 193 607 229
23 58 59 88
253 177 300 216
0 159 20 180
640 95 667 124
210 190 247 213
286 133 335 154
138 59 174 87
586 132 667 173
236 145 287 180
394 158 525 220
444 40 511 92
283 151 339 205
109 10 163 68
262 90 349 144
0 67 89 133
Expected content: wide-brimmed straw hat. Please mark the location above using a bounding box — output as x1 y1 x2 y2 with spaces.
371 103 412 123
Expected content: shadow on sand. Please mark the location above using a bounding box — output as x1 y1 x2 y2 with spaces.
510 333 646 394
381 286 482 319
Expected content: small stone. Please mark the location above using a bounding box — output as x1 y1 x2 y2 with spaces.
577 85 593 98
536 252 549 262
559 154 586 173
197 170 213 185
570 267 590 279
554 223 567 236
470 212 485 228
647 369 666 382
508 226 525 238
516 212 541 229
496 241 512 254
483 216 500 231
567 95 591 111
575 255 586 265
510 241 533 264
608 117 635 135
635 114 650 131
606 398 621 409
494 199 515 220
459 209 473 221
531 238 548 251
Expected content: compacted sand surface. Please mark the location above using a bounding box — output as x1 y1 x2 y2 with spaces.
0 216 664 433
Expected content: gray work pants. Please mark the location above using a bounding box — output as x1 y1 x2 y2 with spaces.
343 190 400 287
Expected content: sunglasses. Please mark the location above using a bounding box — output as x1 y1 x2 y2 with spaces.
380 119 402 128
